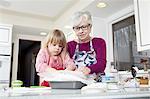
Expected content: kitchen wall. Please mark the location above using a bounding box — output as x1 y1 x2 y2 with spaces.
0 9 53 29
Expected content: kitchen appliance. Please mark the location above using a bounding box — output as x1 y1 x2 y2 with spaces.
0 24 12 88
0 46 12 88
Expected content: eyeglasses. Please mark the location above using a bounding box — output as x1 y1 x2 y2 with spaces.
73 24 91 31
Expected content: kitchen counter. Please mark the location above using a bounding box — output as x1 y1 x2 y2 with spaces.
0 87 150 99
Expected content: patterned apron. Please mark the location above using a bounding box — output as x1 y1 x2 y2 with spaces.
73 40 97 67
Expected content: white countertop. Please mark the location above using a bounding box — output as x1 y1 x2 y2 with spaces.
0 87 150 99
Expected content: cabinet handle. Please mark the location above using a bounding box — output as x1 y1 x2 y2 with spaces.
0 61 1 68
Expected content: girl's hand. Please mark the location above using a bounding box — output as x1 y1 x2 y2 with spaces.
77 67 91 75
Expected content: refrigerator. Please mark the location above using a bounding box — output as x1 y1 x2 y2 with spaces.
0 47 11 88
0 24 12 88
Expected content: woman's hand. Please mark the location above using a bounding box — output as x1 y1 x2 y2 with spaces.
77 67 91 75
65 65 77 71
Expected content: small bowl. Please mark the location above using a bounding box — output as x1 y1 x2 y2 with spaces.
11 80 23 87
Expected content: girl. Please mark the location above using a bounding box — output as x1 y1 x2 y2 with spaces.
35 29 76 86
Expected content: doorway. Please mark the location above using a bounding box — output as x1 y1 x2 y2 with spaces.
17 39 41 87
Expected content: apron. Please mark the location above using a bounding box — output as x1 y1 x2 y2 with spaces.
41 56 64 87
73 39 97 67
48 56 64 70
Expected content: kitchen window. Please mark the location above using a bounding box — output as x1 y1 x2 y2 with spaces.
112 15 150 71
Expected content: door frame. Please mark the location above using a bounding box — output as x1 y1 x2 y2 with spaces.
12 34 44 81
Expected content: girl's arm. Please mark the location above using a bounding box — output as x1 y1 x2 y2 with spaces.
35 49 49 73
64 53 77 71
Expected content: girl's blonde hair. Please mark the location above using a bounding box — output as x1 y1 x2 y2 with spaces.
42 29 67 62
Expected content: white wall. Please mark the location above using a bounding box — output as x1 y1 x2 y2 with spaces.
0 9 53 29
92 17 107 39
52 0 94 29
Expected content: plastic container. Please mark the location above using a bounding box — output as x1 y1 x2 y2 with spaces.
11 80 23 87
49 81 86 89
101 76 116 83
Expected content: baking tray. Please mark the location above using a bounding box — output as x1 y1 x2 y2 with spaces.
49 81 86 89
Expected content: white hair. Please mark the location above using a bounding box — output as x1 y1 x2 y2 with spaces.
72 11 92 27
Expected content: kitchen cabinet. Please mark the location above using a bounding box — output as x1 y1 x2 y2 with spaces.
0 24 13 46
134 0 150 51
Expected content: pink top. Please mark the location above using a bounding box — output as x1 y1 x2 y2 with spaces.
35 48 75 73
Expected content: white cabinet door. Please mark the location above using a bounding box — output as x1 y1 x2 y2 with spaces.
134 0 150 51
0 56 11 82
0 24 13 46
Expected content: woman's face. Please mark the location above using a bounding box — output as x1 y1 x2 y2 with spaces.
73 17 92 42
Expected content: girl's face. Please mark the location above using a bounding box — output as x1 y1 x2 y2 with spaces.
73 17 92 42
48 43 63 56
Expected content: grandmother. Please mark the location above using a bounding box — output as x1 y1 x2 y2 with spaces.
67 11 106 75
